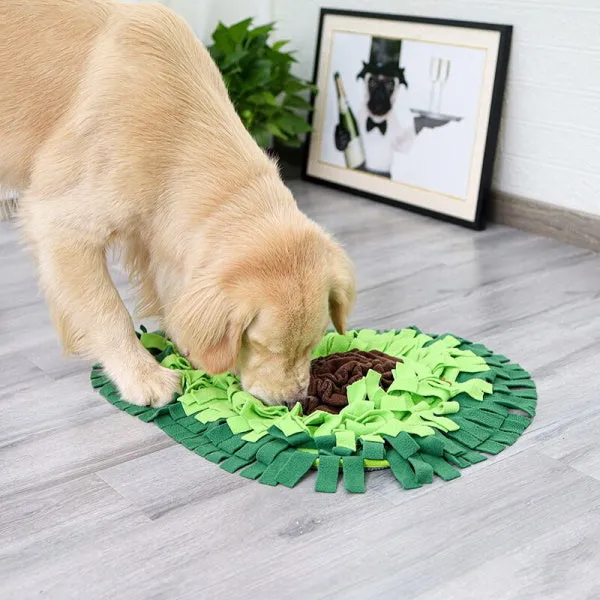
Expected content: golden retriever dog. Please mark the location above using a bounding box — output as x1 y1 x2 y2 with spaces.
0 0 356 407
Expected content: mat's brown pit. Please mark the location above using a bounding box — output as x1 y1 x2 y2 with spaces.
300 349 402 415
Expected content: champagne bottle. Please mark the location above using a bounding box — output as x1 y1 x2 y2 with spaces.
334 72 365 169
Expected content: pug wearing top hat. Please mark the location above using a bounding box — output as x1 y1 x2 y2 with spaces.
334 38 418 179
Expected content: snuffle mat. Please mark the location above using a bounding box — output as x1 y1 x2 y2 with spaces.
90 327 537 493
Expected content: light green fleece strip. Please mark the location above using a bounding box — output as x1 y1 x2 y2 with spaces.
141 328 491 453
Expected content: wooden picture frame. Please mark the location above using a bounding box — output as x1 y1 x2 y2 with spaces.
302 9 512 230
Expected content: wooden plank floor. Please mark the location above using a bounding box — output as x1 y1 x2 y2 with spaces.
1 181 599 600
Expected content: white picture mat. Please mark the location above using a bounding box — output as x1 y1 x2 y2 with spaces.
306 14 502 223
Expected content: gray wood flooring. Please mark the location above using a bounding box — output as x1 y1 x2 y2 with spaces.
1 181 599 600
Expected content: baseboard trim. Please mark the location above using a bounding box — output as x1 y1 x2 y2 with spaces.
488 190 600 252
282 140 600 251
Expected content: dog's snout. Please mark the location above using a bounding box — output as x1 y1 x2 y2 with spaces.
242 379 309 407
284 396 304 410
283 386 309 410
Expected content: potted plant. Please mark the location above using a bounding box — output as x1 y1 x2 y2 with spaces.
207 18 316 173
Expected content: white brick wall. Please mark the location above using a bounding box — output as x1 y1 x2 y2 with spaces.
170 0 600 216
166 0 272 41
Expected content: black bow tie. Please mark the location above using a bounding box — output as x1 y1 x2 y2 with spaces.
366 117 387 135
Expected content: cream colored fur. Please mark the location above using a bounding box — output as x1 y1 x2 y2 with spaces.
0 0 356 406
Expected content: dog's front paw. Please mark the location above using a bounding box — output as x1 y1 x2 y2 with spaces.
111 361 181 407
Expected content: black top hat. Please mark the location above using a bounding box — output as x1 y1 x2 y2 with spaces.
357 37 408 87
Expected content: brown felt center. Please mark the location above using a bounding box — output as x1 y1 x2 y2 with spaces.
299 349 402 415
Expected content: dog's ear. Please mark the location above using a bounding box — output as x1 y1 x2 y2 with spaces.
170 284 253 375
195 311 247 374
328 243 356 335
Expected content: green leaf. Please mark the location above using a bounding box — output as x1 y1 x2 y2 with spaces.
212 22 235 54
248 23 275 39
280 135 303 148
247 91 278 106
266 123 288 140
245 59 272 88
268 48 295 64
276 112 313 134
252 125 271 148
220 46 247 70
240 109 253 129
283 94 313 111
228 18 254 44
285 78 316 93
207 45 222 62
272 40 290 51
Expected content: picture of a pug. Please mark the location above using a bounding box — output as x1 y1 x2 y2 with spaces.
334 37 450 179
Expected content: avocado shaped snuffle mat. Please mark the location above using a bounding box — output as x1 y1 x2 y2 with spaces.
90 327 537 493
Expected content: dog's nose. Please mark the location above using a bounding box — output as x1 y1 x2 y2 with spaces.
283 390 308 410
284 399 299 410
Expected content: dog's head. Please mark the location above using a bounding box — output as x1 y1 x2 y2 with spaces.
167 221 355 406
364 73 411 117
366 74 398 117
357 63 408 118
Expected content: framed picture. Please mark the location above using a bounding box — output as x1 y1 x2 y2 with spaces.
302 9 512 229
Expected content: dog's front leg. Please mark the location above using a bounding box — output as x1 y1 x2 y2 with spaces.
34 234 181 407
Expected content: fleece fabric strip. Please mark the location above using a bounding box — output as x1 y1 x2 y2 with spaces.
89 326 537 493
